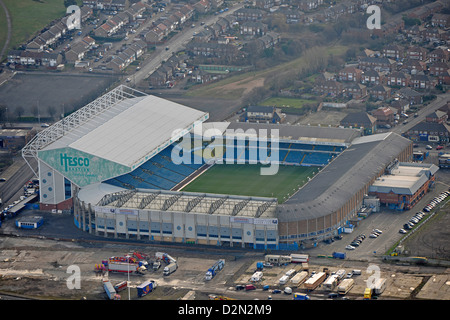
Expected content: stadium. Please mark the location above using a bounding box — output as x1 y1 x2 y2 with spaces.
22 85 417 250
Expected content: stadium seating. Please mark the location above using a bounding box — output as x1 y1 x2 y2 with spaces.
105 140 344 190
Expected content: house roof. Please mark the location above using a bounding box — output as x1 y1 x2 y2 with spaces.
341 112 377 126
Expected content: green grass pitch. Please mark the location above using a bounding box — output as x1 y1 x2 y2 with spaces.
182 164 320 203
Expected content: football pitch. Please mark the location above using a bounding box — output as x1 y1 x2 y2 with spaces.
182 164 319 203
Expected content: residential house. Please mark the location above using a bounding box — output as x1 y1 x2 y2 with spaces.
429 61 449 77
186 42 240 59
372 107 395 127
400 59 426 75
429 48 450 63
386 71 409 87
125 1 147 21
358 57 394 72
193 0 210 14
422 28 445 42
340 112 377 135
234 8 265 21
382 44 404 60
407 46 427 61
7 50 62 67
410 74 434 90
254 0 274 10
65 42 89 63
391 99 410 114
314 80 344 97
240 21 267 37
298 0 323 12
361 70 383 85
256 32 280 50
432 13 450 28
437 69 450 85
277 7 303 24
344 82 367 99
26 37 46 52
396 87 424 105
426 110 448 124
368 85 391 101
190 69 212 84
338 66 362 82
143 27 164 44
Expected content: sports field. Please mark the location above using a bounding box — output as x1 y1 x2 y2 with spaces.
182 164 319 203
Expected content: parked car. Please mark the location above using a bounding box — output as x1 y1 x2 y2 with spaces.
346 245 355 250
437 145 444 150
399 229 407 234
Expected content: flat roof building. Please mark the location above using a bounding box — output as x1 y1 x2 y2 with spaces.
369 162 438 211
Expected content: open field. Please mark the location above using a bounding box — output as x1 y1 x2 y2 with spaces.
185 45 348 100
2 0 69 53
182 164 318 203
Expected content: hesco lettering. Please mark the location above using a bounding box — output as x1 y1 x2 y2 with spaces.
60 153 90 172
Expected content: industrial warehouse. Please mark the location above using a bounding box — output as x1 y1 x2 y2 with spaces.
21 85 436 250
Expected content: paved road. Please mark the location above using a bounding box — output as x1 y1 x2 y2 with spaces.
0 157 36 211
392 92 450 136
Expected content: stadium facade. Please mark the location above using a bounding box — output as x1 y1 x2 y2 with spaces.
23 86 424 250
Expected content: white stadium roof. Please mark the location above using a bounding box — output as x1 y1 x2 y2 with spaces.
68 94 207 168
23 86 209 172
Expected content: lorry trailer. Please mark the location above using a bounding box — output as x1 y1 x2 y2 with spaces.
103 280 120 300
205 259 225 281
290 254 309 263
137 280 157 298
108 262 139 273
163 262 178 276
293 293 310 300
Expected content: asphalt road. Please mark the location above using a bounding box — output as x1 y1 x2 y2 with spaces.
0 157 36 211
392 92 450 136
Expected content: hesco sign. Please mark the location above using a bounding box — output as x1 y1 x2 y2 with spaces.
38 147 130 187
60 153 90 172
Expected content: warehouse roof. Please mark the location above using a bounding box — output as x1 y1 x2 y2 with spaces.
369 162 439 195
